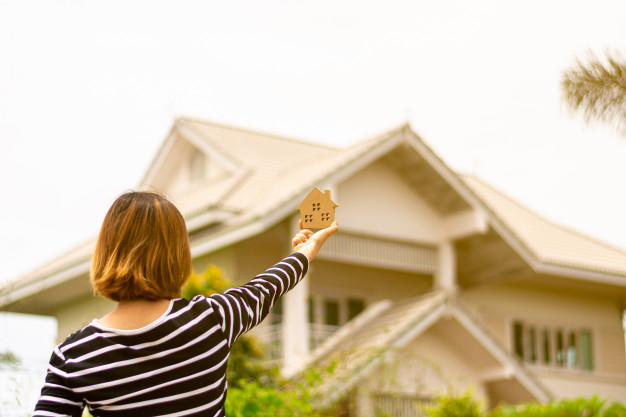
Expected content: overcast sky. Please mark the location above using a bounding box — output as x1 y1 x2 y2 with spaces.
1 0 626 285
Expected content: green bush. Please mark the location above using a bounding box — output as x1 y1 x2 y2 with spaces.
225 381 323 417
491 396 605 417
425 390 484 417
424 392 625 417
604 402 626 417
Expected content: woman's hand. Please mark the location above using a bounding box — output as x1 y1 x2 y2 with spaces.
292 220 338 261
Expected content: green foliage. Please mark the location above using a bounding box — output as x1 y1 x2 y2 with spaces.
422 392 626 417
225 381 324 417
604 402 626 417
0 350 21 369
182 264 231 299
424 390 483 417
561 50 626 135
227 334 280 389
492 396 606 417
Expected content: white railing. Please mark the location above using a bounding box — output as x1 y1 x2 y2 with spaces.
372 393 432 417
253 322 340 363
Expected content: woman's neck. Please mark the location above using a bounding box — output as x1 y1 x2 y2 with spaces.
98 298 172 330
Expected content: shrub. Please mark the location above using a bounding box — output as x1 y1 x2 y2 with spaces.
604 402 626 417
225 381 323 417
490 396 607 417
425 390 484 417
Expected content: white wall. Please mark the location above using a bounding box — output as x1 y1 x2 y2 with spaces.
337 160 445 243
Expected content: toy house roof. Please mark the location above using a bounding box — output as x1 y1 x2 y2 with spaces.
2 118 626 309
297 187 338 210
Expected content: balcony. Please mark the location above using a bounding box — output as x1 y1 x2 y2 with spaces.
253 322 340 364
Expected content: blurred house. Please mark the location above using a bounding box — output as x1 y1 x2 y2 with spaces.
3 118 626 415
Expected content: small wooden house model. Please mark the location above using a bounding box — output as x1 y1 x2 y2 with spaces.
297 187 338 229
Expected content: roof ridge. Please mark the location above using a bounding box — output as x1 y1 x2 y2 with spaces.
460 174 626 256
176 117 341 151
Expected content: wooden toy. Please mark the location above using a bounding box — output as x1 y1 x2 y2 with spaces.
297 187 338 229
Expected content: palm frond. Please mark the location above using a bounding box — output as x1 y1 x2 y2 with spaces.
561 50 626 135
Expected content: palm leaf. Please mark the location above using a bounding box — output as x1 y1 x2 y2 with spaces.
561 50 626 135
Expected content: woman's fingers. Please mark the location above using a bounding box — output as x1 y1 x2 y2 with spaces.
292 229 314 250
295 221 338 260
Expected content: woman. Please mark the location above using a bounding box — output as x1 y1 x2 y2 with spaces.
33 190 338 417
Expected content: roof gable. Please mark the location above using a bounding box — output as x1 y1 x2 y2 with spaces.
292 291 552 408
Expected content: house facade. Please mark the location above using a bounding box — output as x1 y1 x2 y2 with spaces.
2 118 626 416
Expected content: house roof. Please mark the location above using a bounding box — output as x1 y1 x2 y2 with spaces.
462 175 626 279
291 291 552 408
2 118 626 309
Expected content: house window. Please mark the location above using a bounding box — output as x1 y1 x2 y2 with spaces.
308 298 315 323
581 330 594 371
556 330 565 367
308 296 367 348
542 329 551 365
513 322 524 359
324 300 340 326
347 298 366 321
270 298 282 325
528 327 537 363
512 321 593 371
567 332 578 369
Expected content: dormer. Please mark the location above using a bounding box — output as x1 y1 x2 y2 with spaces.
140 120 242 201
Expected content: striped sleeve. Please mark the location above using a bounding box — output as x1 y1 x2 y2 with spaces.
208 252 309 346
33 347 85 417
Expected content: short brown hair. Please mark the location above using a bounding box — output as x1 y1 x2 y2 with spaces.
90 191 192 301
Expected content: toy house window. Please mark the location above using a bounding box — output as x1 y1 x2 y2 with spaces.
312 203 321 211
188 148 205 183
512 321 593 371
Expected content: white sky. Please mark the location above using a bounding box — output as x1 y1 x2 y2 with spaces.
1 0 625 286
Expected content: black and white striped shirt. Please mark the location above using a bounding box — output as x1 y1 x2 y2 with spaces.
33 252 309 417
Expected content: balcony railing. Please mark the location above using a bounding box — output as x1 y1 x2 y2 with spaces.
253 322 340 363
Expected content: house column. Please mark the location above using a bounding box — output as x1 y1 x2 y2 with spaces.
436 241 458 294
282 216 311 378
